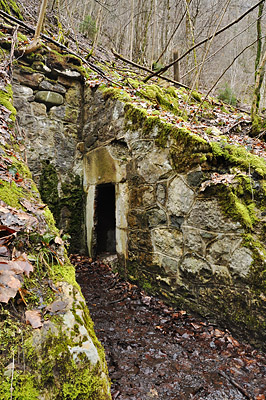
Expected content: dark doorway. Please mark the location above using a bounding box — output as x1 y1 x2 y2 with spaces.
96 183 116 255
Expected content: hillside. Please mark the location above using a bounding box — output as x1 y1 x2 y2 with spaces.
0 2 266 398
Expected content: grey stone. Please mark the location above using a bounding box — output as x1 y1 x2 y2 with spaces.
151 228 183 258
207 236 242 265
12 84 33 97
170 215 184 230
53 83 67 94
156 183 166 204
212 265 232 281
187 199 243 232
167 176 195 216
161 256 180 273
136 147 172 183
54 69 81 79
180 256 212 276
147 208 167 227
187 170 204 187
49 105 66 120
200 231 217 240
35 91 64 106
39 80 54 91
31 102 47 116
183 227 204 255
229 247 253 278
131 140 154 154
13 97 32 113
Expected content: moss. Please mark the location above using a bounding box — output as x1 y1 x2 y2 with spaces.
17 32 28 43
191 90 202 102
0 180 25 208
101 86 132 103
138 84 184 117
22 329 110 400
127 77 142 89
9 157 32 179
39 163 85 252
60 174 85 253
210 142 266 177
39 161 60 223
0 84 16 121
0 0 23 19
44 46 83 71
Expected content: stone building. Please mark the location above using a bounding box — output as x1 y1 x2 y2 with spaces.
12 47 266 349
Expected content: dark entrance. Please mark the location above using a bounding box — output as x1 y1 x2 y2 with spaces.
95 183 116 255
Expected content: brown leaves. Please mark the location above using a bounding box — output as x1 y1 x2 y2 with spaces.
200 173 236 192
0 253 34 303
25 310 42 329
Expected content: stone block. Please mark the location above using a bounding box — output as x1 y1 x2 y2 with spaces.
15 72 44 89
167 176 195 216
147 208 167 227
136 148 172 183
151 228 183 259
229 247 253 278
183 226 205 255
206 236 242 265
180 256 212 277
35 91 64 107
187 199 243 232
65 86 82 107
12 84 33 98
31 102 47 116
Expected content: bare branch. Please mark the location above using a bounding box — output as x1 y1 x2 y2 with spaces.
112 48 190 89
144 0 266 83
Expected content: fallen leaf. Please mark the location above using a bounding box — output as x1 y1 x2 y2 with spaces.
25 310 43 329
0 254 34 303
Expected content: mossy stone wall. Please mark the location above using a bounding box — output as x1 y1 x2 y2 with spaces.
82 87 266 350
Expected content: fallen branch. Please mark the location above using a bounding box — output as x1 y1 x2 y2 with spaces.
219 370 253 400
112 49 190 90
223 119 251 134
0 10 109 79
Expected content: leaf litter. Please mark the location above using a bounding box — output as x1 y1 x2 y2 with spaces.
72 256 266 400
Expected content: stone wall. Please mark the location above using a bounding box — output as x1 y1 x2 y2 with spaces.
82 88 266 348
12 60 86 253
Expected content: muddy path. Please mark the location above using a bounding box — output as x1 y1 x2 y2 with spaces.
72 256 266 400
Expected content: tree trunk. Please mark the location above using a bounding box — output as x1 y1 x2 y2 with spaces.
173 49 180 85
251 0 265 134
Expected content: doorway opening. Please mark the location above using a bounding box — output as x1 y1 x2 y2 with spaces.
95 183 116 255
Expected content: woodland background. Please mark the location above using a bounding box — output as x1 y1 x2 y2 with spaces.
16 0 265 110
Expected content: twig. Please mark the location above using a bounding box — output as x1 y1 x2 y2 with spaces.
219 370 253 400
223 119 251 134
191 36 266 122
9 25 18 72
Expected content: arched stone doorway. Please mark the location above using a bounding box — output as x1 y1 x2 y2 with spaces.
83 146 129 260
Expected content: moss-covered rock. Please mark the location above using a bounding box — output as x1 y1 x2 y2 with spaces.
0 60 111 399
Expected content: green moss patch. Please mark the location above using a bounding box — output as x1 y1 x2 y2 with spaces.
210 142 266 178
0 84 17 121
0 0 23 19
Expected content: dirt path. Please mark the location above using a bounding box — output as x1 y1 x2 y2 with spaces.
72 256 266 400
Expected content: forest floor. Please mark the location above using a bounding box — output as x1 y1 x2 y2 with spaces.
71 255 266 400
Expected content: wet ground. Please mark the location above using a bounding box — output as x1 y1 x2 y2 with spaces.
72 256 266 400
